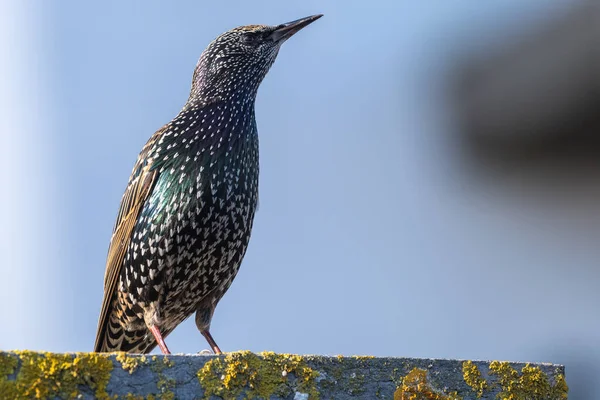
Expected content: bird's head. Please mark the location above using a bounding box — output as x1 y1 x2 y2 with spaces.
190 14 322 102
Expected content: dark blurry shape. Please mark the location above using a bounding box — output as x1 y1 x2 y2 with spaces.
453 1 600 168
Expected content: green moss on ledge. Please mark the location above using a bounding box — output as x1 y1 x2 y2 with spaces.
116 352 148 374
197 351 319 399
0 351 567 399
0 353 19 397
394 368 462 400
489 361 568 400
150 355 176 400
462 360 488 398
462 360 568 400
0 351 113 399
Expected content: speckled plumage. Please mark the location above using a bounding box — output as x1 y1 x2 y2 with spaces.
95 15 322 354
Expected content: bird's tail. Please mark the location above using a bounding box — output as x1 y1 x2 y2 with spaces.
95 312 159 354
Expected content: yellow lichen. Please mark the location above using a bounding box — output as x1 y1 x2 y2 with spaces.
116 352 147 374
0 353 18 377
197 351 320 400
489 361 568 400
462 361 487 398
122 394 159 400
149 355 176 400
0 353 19 398
0 351 113 399
124 394 146 400
393 368 462 400
347 372 366 395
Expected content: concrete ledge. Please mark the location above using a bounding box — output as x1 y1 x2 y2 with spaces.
0 351 567 399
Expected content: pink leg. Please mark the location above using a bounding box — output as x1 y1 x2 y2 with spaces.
201 330 222 354
149 325 171 355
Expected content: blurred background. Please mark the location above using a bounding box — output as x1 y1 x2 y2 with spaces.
1 0 598 398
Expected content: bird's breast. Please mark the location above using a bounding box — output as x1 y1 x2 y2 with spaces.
117 100 262 326
125 131 259 304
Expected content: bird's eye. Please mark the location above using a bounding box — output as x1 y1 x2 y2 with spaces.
242 33 260 46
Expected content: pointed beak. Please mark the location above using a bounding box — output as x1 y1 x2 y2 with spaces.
269 14 323 44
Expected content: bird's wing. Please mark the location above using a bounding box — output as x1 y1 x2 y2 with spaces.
94 127 164 352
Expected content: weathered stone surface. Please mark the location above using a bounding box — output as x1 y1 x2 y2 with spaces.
0 351 567 399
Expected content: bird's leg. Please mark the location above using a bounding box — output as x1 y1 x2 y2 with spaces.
195 297 221 354
149 325 171 355
201 330 222 355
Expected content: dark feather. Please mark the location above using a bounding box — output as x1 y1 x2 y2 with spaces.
94 127 164 352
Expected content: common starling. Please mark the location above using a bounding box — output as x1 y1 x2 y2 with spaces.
94 15 322 355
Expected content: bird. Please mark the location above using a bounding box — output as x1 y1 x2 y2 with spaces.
94 14 322 355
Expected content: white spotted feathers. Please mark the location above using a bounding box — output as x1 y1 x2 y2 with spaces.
95 15 323 354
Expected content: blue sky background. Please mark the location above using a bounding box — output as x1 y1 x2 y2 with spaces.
1 1 598 398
